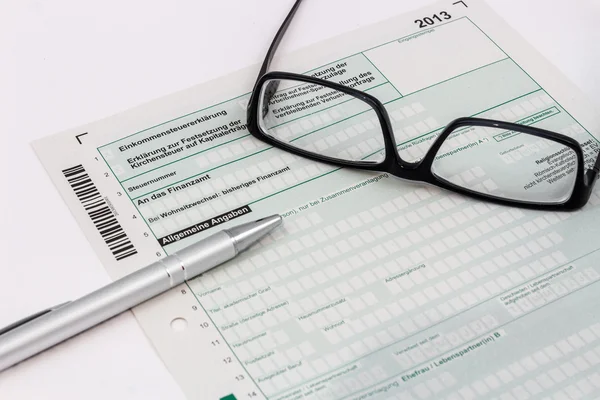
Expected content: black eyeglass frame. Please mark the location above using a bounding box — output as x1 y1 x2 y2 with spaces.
247 0 600 210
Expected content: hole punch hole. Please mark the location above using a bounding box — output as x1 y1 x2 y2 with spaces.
170 318 188 332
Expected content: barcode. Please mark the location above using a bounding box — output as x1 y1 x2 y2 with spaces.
62 165 137 261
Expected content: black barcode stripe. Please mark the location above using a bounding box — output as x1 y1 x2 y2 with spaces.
62 165 137 261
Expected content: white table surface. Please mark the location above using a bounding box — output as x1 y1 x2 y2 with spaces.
1 0 600 398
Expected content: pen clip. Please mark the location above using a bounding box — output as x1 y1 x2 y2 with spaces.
0 302 70 337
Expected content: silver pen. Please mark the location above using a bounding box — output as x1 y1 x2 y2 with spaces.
0 214 282 372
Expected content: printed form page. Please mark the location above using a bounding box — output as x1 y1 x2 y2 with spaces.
34 1 600 399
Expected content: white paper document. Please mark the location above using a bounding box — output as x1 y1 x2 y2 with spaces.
33 0 600 398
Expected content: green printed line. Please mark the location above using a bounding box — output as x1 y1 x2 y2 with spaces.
464 17 509 57
121 133 252 184
365 89 547 159
272 250 599 399
99 92 251 149
390 89 544 151
269 81 393 130
122 82 394 185
99 18 467 151
98 17 600 396
125 83 394 189
364 81 392 93
303 53 366 76
466 16 599 144
266 75 388 100
471 89 542 117
509 65 598 143
515 106 559 125
130 88 543 201
493 107 561 142
403 57 510 97
251 91 549 210
394 89 544 146
131 147 273 201
289 108 377 144
515 107 561 127
522 109 560 126
362 17 467 55
296 18 466 83
130 93 388 200
360 52 403 97
285 94 404 145
248 168 341 205
104 19 511 192
340 272 600 400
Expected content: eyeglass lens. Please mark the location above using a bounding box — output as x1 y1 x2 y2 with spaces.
258 79 386 163
432 125 578 204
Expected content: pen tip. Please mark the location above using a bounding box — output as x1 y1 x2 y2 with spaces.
225 214 283 253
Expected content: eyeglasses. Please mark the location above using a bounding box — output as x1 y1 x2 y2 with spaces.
246 0 600 210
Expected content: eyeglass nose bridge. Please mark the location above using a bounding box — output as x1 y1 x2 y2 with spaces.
384 154 433 182
379 116 460 182
361 94 424 173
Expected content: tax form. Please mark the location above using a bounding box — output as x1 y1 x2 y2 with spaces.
33 0 600 398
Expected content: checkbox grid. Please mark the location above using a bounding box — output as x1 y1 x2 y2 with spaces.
180 150 598 398
445 322 600 399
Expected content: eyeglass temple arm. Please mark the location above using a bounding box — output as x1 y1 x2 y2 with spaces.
253 0 303 117
255 0 303 81
587 147 600 184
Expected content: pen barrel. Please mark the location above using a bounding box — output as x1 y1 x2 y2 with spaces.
0 231 236 372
